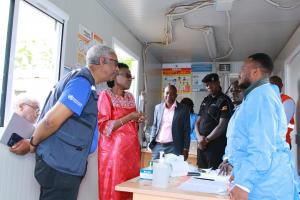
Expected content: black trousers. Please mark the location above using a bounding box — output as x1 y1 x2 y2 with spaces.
197 139 226 170
34 156 82 200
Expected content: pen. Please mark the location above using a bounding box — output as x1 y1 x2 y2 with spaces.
193 177 215 181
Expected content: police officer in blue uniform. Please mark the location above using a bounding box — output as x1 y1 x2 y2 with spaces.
195 73 234 169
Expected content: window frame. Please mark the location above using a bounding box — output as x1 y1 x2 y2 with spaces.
1 0 69 127
0 0 18 127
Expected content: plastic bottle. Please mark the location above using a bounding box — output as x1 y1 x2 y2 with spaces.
152 151 171 188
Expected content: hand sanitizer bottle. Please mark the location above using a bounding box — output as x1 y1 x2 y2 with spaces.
152 151 171 188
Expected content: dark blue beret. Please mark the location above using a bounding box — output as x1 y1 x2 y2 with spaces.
202 73 219 83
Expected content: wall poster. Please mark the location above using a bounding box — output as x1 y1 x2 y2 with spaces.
191 63 213 92
161 63 192 101
77 25 104 67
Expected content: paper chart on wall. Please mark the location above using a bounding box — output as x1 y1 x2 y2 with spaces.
162 68 192 94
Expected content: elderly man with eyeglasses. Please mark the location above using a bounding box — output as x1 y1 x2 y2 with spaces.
9 94 40 155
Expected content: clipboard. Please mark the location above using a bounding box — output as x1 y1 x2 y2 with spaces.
0 113 35 146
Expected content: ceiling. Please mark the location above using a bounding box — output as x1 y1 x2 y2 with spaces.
99 0 300 63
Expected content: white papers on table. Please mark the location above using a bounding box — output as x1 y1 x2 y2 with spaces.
178 178 227 195
198 170 230 182
178 169 230 195
164 154 189 177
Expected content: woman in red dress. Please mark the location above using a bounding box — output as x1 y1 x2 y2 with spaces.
98 63 144 200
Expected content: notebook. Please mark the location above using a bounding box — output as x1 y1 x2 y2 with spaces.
0 113 35 146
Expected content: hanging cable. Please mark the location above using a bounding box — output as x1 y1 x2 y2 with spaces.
264 0 300 10
165 0 215 44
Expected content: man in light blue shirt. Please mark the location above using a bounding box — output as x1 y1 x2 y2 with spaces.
225 53 300 200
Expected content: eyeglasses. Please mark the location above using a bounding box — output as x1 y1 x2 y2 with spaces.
117 72 135 79
104 57 118 66
24 103 40 113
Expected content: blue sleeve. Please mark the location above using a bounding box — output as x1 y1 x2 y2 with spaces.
233 91 277 191
59 77 91 116
190 114 198 140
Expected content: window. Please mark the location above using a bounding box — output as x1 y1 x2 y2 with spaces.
0 0 14 126
0 0 68 127
11 0 63 107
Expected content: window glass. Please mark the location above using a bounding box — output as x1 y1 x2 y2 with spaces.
10 0 63 112
0 0 12 126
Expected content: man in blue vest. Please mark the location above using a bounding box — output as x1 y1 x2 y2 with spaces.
28 44 118 200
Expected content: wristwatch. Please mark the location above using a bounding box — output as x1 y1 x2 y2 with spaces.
30 136 39 147
204 137 210 143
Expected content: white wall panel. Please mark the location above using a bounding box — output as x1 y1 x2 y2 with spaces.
274 25 300 173
0 143 99 200
0 144 40 200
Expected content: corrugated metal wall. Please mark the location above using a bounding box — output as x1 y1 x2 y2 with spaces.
0 144 40 199
0 144 99 200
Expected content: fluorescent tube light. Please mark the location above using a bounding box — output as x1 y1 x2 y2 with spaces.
204 27 217 60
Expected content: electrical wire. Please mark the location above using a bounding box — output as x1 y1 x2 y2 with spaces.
142 41 165 94
164 0 215 44
143 0 233 89
141 41 165 139
264 0 300 10
175 17 211 31
167 1 215 16
173 11 234 61
142 0 300 110
164 0 234 60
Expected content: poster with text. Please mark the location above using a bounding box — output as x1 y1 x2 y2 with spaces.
191 63 213 92
162 68 192 95
77 25 104 67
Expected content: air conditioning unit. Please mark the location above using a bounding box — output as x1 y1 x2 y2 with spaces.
218 63 231 73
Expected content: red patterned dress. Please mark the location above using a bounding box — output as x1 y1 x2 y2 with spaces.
98 89 140 200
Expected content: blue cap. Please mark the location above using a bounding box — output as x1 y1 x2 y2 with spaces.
202 73 219 83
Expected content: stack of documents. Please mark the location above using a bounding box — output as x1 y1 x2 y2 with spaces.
197 169 230 182
164 154 189 177
178 178 227 195
178 169 230 195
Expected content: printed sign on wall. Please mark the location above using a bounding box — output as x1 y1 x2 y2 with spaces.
77 25 104 67
191 63 213 92
162 66 192 95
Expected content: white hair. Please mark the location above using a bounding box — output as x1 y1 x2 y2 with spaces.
86 44 116 65
14 93 39 110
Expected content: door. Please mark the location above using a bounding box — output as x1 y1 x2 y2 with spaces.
286 50 300 173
